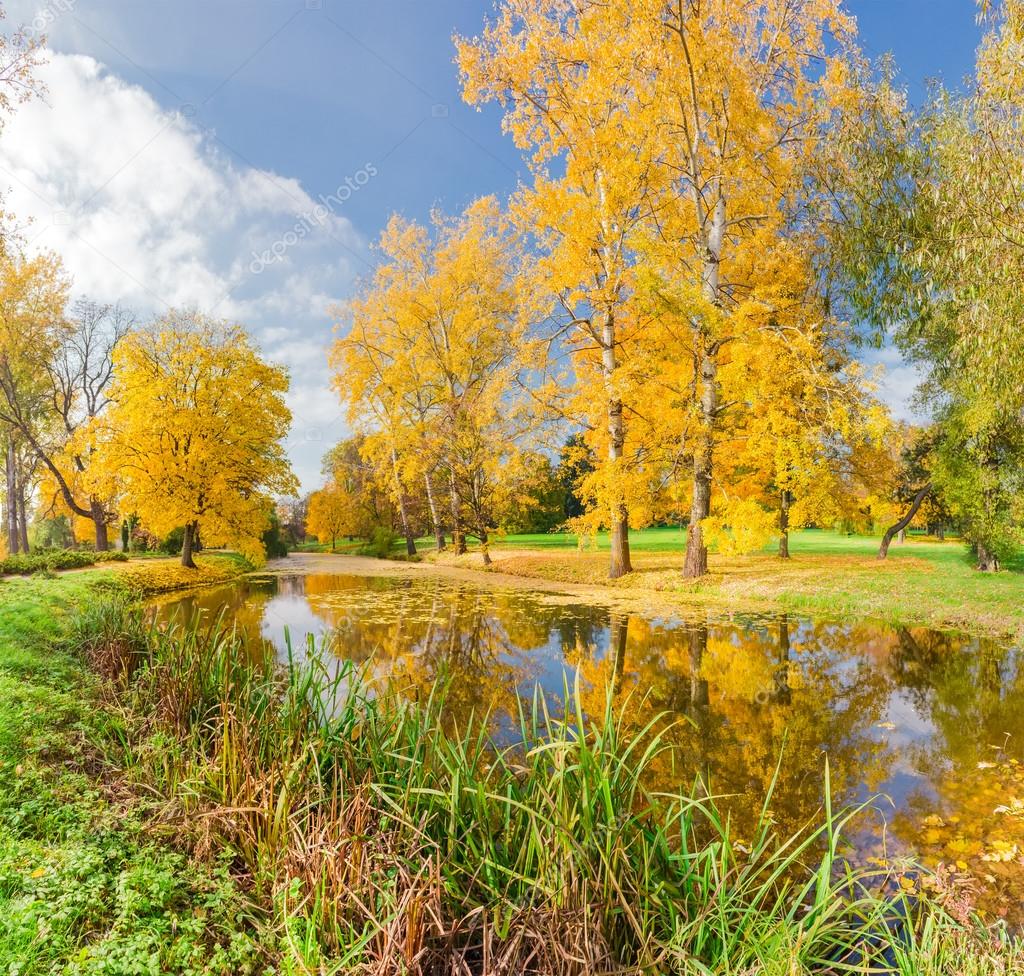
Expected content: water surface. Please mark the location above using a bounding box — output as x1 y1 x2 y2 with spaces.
155 571 1024 917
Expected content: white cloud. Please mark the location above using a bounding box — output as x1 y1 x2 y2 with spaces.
0 50 364 491
862 344 928 424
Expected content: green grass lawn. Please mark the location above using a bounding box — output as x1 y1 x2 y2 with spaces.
412 525 1024 570
0 569 262 975
416 524 985 556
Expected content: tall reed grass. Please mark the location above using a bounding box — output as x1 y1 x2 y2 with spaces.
65 596 1022 974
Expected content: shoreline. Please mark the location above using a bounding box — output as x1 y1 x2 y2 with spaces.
263 549 1021 640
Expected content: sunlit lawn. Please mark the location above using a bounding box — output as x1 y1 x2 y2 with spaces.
405 526 1024 638
420 524 1024 568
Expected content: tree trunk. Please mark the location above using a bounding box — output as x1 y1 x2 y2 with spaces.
5 440 19 555
600 310 632 579
479 528 491 567
774 615 792 705
683 350 717 579
424 470 445 551
977 544 1000 573
181 521 197 569
608 516 631 579
878 483 930 560
91 498 109 551
683 195 726 581
687 623 710 713
449 467 466 555
897 528 906 545
937 525 945 542
390 445 416 557
17 480 29 553
778 490 791 559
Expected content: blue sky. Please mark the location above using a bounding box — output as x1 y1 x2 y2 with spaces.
0 0 985 490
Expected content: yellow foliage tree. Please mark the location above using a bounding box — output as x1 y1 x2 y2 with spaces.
458 4 660 578
307 483 357 551
332 198 536 566
86 311 296 567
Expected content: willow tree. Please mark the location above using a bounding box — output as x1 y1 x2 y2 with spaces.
825 0 1024 570
457 2 660 578
86 311 296 567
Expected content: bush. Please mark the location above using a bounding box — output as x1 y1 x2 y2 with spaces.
369 526 397 558
0 549 96 575
95 550 130 563
702 498 778 556
160 527 186 555
261 511 289 559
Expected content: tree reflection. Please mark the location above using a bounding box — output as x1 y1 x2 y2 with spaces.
567 612 893 844
154 570 1024 911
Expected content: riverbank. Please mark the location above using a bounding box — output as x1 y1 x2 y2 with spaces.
269 538 1024 641
0 557 262 973
3 558 1023 972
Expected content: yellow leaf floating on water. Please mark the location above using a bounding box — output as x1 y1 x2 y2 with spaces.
945 837 984 858
923 815 946 828
981 841 1019 863
876 721 896 730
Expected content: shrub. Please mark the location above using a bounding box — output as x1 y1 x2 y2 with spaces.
369 525 397 558
702 498 778 556
0 549 96 576
261 511 289 559
95 550 130 563
160 527 186 555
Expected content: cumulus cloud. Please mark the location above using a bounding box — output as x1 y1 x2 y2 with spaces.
0 50 366 490
862 344 928 424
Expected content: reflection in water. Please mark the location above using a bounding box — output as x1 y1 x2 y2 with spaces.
155 572 1024 917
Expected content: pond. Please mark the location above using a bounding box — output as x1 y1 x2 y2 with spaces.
154 570 1024 919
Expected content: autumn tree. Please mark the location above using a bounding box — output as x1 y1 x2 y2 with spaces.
459 0 865 579
321 436 401 542
458 3 661 578
1 426 37 554
307 482 357 550
618 0 862 578
86 311 296 567
333 198 535 566
40 300 133 549
0 251 135 552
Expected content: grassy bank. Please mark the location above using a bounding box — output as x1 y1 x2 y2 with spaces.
409 529 1024 640
1 566 1022 973
0 557 261 975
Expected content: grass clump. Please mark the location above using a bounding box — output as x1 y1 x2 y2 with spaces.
62 596 1024 974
